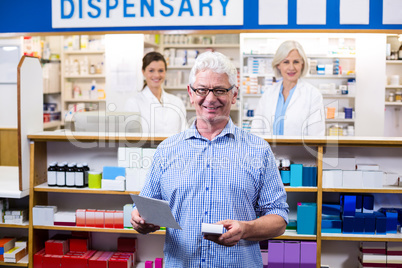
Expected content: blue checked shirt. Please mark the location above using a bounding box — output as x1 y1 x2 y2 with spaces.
140 119 289 268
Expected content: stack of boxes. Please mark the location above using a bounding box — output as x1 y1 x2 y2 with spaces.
266 240 316 267
359 242 402 267
0 237 28 263
34 237 141 268
322 157 401 189
278 160 317 187
321 194 402 235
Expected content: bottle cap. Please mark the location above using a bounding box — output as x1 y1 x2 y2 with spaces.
49 161 58 166
68 163 75 167
77 164 83 168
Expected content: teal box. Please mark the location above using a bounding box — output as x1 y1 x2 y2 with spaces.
297 203 317 235
280 170 290 184
290 164 303 187
302 166 317 187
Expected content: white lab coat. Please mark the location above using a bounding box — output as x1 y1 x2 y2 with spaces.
251 80 325 137
125 86 187 135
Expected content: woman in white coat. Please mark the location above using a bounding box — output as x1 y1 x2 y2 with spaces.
251 40 325 136
125 52 186 135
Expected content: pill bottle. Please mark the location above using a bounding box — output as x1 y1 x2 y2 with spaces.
56 163 66 187
75 164 85 188
47 162 58 187
66 163 76 187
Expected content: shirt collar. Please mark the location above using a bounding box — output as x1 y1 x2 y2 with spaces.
184 118 236 141
143 86 167 104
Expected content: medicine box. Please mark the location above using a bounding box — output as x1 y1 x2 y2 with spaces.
300 241 317 268
297 203 317 235
268 240 284 267
322 170 342 188
342 170 363 188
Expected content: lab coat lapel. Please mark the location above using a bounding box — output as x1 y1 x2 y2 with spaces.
270 82 282 115
286 80 302 110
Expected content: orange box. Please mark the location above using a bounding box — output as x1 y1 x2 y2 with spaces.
114 211 124 229
94 210 105 228
104 211 115 229
76 209 86 227
85 209 96 228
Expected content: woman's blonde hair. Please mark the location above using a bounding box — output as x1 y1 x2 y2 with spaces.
272 40 308 78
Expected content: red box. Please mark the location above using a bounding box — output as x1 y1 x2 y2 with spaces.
43 254 63 268
117 237 137 253
45 240 69 255
86 209 97 227
76 209 86 227
104 210 115 228
109 255 133 268
95 210 105 228
114 211 124 229
88 251 114 268
33 248 46 268
61 250 96 268
69 238 89 252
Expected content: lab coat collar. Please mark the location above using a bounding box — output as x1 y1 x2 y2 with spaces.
184 118 236 141
142 86 167 105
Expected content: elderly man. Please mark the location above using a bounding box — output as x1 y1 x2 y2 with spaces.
131 51 288 267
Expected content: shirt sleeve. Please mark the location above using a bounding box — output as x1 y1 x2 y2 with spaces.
256 146 289 223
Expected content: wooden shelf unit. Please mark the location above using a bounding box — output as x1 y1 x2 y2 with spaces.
27 133 402 268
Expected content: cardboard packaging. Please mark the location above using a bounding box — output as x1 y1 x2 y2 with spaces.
284 241 300 268
268 240 284 267
300 241 317 268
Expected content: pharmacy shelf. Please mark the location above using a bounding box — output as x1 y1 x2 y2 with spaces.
167 66 193 70
63 50 105 54
385 85 402 89
34 182 139 195
43 121 61 130
0 222 29 229
64 74 105 79
322 187 402 194
321 233 402 242
386 60 402 64
242 54 275 58
322 94 355 99
163 44 239 48
305 75 356 79
307 54 355 59
164 86 187 91
385 102 402 106
64 99 106 103
33 225 166 235
325 119 355 123
285 187 317 192
243 94 262 97
275 230 316 241
144 41 159 49
0 255 29 267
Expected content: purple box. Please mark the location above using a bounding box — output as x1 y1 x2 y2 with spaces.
155 258 163 268
261 249 268 267
268 240 284 268
284 241 300 268
300 241 317 268
145 260 153 268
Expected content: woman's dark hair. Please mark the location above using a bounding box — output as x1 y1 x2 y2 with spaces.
142 52 167 89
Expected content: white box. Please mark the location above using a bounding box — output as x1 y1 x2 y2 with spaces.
383 173 400 186
118 147 142 168
323 157 356 170
126 168 141 191
142 148 157 169
356 164 380 171
54 211 76 223
342 170 363 188
123 204 133 228
322 170 343 188
32 206 57 226
101 178 125 191
201 223 224 235
362 171 383 189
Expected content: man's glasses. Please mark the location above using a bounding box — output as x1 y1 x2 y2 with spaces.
189 84 235 97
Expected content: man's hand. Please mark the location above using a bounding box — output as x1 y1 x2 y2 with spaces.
204 219 245 247
130 209 160 234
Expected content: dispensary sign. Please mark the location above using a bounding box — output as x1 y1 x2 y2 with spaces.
51 0 243 28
